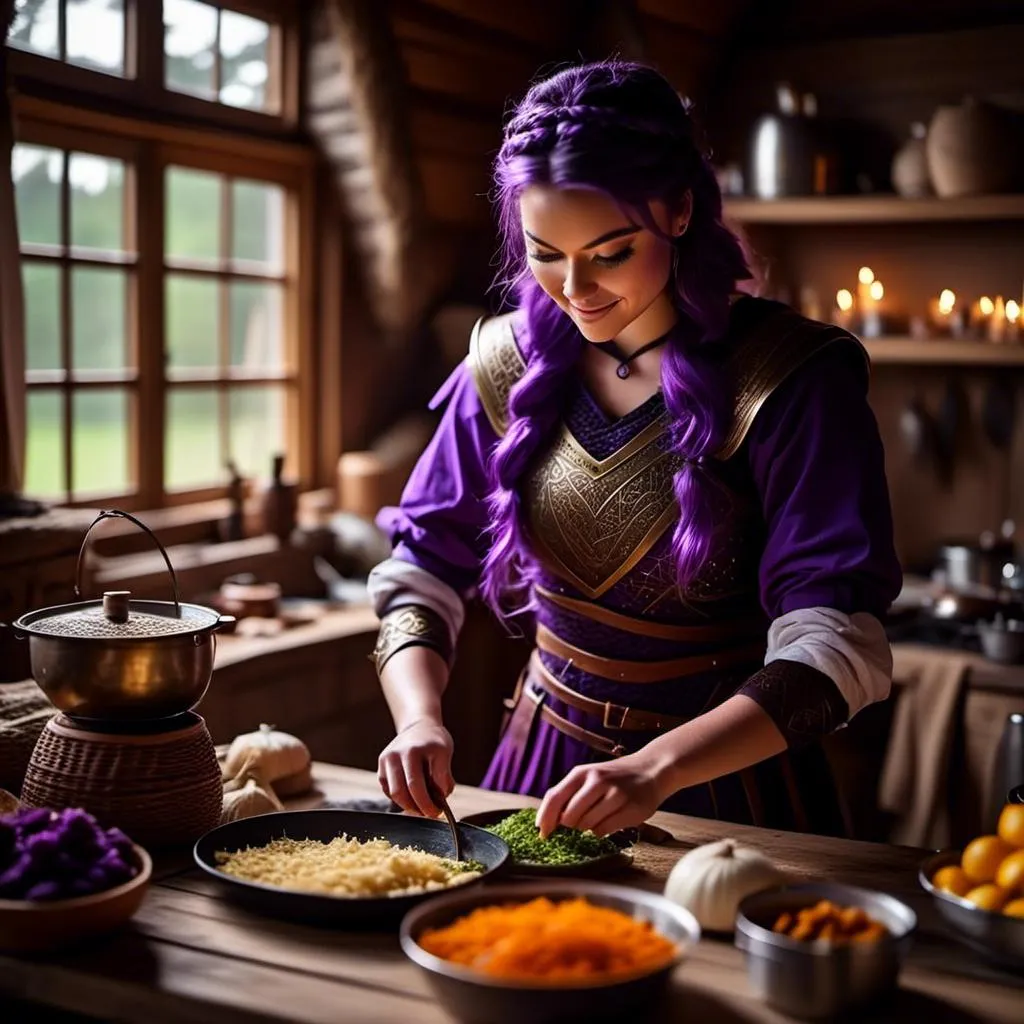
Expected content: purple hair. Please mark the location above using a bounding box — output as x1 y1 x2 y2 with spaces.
480 61 752 617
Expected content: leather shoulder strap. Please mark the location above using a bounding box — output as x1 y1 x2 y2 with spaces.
467 312 527 436
717 308 868 460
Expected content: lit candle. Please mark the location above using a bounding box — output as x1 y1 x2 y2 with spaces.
1006 299 1021 343
861 278 884 338
989 296 1008 344
971 295 995 338
927 289 959 337
856 266 875 311
834 288 854 330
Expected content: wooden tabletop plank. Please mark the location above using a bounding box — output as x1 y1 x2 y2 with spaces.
2 763 1022 1024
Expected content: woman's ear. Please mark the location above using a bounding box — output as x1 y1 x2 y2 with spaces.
673 190 693 236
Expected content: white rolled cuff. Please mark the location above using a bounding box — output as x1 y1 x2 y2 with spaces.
366 557 465 651
764 607 893 719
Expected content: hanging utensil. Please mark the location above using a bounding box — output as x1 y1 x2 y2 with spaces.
981 375 1016 450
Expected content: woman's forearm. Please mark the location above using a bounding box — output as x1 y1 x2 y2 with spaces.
642 694 787 799
379 646 450 733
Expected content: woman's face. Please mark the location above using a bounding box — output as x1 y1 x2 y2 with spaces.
519 185 687 345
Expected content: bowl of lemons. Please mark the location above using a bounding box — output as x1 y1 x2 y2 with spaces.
919 802 1024 971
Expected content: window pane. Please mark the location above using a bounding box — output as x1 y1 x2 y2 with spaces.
23 262 62 372
72 388 130 497
166 275 218 374
12 144 62 247
166 388 221 490
229 281 283 371
70 153 126 252
72 267 129 371
166 166 221 261
66 0 125 76
228 386 284 480
164 0 218 101
9 0 60 59
220 10 270 111
231 179 283 270
25 389 65 499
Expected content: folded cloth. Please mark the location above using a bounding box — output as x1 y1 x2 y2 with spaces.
879 645 970 849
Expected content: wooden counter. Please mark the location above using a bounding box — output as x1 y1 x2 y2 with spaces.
1 765 1021 1023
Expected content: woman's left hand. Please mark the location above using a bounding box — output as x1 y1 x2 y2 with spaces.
535 751 676 838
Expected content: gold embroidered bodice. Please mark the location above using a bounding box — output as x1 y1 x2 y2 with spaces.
468 307 864 602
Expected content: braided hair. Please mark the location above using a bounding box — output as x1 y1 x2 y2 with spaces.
480 61 752 617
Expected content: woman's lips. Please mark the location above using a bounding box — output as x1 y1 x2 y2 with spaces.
569 299 620 322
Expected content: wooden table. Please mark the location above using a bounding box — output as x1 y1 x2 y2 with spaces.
2 765 1021 1023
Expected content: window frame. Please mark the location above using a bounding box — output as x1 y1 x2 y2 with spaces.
11 12 316 509
7 0 302 131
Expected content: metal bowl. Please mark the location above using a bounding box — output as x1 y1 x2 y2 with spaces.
400 880 700 1024
919 850 1024 970
735 883 917 1020
194 810 510 928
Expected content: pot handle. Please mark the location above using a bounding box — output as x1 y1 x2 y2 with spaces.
75 509 182 619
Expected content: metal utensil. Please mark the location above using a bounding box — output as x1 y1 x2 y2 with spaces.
427 780 462 862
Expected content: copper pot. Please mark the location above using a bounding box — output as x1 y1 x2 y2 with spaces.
11 510 234 722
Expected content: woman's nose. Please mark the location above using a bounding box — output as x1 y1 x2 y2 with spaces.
562 259 598 302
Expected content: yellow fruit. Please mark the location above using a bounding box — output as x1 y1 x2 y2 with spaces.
963 884 1010 913
1003 898 1024 919
961 835 1014 884
932 865 972 898
995 849 1024 893
997 804 1024 848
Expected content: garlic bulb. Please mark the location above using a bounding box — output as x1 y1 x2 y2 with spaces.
221 777 284 824
664 839 787 932
223 724 310 784
0 788 20 815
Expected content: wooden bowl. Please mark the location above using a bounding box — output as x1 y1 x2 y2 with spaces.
21 713 223 848
0 844 152 954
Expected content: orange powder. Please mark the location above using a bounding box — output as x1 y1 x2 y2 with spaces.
417 897 678 982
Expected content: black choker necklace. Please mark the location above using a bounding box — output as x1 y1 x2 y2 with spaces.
593 332 671 379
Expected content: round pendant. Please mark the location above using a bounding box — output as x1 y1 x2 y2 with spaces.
616 363 631 379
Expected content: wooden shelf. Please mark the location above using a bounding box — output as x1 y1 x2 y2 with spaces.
864 337 1024 365
724 194 1024 224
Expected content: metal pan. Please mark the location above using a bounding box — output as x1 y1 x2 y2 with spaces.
194 809 509 928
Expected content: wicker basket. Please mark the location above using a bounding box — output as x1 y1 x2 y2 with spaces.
21 712 223 848
0 681 55 794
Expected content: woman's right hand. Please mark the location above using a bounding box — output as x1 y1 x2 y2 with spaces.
377 718 455 818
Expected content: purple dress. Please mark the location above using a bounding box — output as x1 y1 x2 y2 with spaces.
378 298 901 835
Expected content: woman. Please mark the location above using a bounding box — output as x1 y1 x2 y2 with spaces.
368 61 901 839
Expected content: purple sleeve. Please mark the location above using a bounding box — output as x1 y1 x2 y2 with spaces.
747 341 903 620
375 361 497 593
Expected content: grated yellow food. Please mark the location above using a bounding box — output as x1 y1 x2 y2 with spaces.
214 835 482 898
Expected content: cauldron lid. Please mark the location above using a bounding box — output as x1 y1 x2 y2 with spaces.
15 596 220 640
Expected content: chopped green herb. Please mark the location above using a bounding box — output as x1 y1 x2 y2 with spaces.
484 808 620 866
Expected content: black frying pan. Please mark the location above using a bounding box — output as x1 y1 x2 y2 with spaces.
194 809 510 928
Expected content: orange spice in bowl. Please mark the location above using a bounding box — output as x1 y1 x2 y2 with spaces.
417 896 677 983
771 899 888 944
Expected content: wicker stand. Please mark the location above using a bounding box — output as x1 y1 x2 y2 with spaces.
21 712 223 848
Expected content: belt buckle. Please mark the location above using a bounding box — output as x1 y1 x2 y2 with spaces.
526 681 545 706
603 701 630 730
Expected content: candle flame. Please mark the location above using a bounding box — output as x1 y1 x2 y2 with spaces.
980 296 995 316
869 280 884 301
1007 300 1021 323
858 267 875 285
836 289 853 312
938 289 956 314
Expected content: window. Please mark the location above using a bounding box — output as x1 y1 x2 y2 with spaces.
9 1 312 509
8 0 127 77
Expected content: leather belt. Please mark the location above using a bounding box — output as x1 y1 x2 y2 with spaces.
530 652 688 733
534 584 766 643
535 622 765 683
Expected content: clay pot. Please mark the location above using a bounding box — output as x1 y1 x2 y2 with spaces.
892 123 932 197
926 97 1024 197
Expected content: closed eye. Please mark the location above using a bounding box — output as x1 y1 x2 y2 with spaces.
594 245 635 268
527 250 561 263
